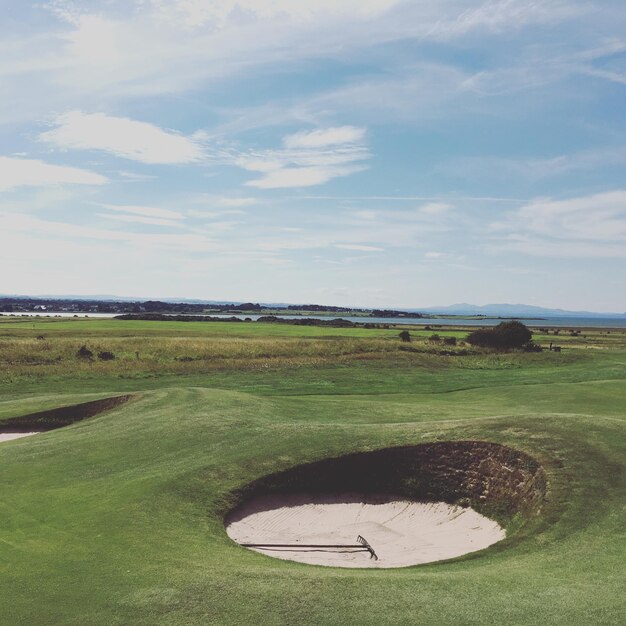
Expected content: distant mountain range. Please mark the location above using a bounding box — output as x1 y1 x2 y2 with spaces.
1 295 624 318
415 303 626 318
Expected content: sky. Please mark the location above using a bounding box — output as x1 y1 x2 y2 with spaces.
1 0 625 311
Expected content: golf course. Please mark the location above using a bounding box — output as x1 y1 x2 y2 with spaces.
1 316 624 625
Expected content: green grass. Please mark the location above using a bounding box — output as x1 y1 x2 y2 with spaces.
0 318 624 625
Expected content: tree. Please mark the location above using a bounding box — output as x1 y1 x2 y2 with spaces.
467 321 532 350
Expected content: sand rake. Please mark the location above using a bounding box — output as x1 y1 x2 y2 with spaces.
242 535 378 560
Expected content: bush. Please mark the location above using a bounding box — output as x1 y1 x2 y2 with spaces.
523 342 543 352
466 321 532 350
97 350 116 361
398 330 411 343
76 345 93 360
429 334 441 342
443 336 457 346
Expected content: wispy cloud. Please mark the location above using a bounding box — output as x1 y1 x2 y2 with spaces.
215 197 257 208
147 0 403 28
186 210 246 219
244 166 364 189
40 111 205 164
495 235 626 259
103 204 184 220
0 0 615 130
437 146 626 184
335 243 384 252
434 0 582 39
0 156 107 191
490 190 626 257
97 213 186 228
350 202 454 224
283 126 366 149
0 211 218 252
1 0 405 120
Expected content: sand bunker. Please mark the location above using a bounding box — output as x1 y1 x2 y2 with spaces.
225 441 546 567
0 432 40 443
226 493 505 568
0 395 133 443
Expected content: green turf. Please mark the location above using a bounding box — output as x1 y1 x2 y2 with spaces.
0 318 624 625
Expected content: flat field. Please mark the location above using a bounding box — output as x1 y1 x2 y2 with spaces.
0 317 624 624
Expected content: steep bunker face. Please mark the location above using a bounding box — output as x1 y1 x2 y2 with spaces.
225 441 546 569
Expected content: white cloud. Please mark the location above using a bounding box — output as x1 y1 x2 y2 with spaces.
117 170 157 181
40 111 205 164
0 156 107 191
490 190 626 258
240 125 369 188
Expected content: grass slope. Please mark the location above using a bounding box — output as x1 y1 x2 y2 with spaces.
0 319 624 625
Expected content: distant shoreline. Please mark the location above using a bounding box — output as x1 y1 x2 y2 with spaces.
3 310 626 329
0 309 545 321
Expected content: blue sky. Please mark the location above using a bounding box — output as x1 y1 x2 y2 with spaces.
1 0 625 311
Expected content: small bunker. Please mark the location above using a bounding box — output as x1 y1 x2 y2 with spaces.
225 441 546 568
0 395 133 442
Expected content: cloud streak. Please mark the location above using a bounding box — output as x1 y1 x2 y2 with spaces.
490 190 626 258
0 156 107 191
40 111 205 164
103 204 185 220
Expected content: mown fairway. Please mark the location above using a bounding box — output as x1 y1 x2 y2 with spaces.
0 318 624 625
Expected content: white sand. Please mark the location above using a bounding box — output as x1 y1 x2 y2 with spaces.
226 493 505 568
0 432 40 443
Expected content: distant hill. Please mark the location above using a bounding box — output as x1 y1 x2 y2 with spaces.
415 303 626 318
